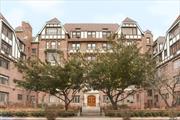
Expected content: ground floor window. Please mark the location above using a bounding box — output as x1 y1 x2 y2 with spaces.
0 92 8 103
17 94 23 101
175 91 180 106
0 74 9 85
73 95 80 103
103 95 109 103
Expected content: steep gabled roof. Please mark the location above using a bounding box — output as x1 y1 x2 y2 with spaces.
122 17 136 23
167 15 180 32
46 17 61 24
0 12 12 28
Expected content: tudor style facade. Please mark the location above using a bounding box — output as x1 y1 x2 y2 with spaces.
152 15 180 108
0 13 35 107
31 17 153 109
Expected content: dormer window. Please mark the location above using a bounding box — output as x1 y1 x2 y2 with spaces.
87 31 96 38
72 31 81 38
102 28 108 30
122 28 137 35
102 31 111 38
75 28 81 30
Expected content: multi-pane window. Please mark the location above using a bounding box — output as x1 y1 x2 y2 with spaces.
87 31 96 38
72 43 80 50
0 57 9 69
0 75 9 85
31 48 36 54
146 37 150 44
174 76 180 84
170 40 180 55
164 49 167 57
162 93 169 99
103 95 109 103
87 43 96 50
1 40 12 55
173 60 180 69
46 52 59 63
17 94 23 100
46 41 60 49
147 90 153 97
46 28 57 35
122 28 137 35
51 42 56 49
102 31 111 38
175 91 180 106
102 43 111 50
72 31 81 38
0 92 8 103
2 24 13 40
73 95 80 103
87 56 96 61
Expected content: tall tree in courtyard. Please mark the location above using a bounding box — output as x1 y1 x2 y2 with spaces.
87 35 153 110
15 55 85 111
145 61 180 108
15 58 47 107
43 57 84 111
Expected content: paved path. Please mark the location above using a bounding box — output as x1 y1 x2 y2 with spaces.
0 117 180 120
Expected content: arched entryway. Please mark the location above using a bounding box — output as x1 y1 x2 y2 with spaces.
87 95 96 106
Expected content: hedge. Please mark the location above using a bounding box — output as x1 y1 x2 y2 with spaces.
104 110 180 117
0 110 77 117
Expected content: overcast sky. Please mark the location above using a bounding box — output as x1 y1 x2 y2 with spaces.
0 0 180 39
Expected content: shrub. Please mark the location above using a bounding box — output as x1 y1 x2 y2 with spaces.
105 111 115 117
144 112 152 117
0 111 13 117
138 111 145 117
15 111 28 117
58 111 76 117
118 104 129 109
31 111 45 117
45 105 59 120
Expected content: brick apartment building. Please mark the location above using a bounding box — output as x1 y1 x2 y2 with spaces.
30 17 153 109
0 12 179 109
152 15 180 108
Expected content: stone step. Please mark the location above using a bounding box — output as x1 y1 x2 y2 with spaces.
81 106 101 116
81 112 101 116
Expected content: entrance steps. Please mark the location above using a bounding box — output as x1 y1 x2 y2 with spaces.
81 106 101 116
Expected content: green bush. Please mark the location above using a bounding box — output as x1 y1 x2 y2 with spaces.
15 111 28 117
104 110 180 117
144 112 152 117
138 111 145 117
0 111 14 117
31 111 45 117
58 111 76 117
105 111 115 117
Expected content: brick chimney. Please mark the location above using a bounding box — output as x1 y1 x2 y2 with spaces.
15 21 32 58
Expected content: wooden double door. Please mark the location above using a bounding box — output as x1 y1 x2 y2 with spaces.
87 95 96 106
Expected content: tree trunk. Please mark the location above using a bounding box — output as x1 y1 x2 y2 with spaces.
64 95 69 111
35 92 39 108
65 103 69 111
107 93 118 110
158 90 170 108
112 102 118 110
